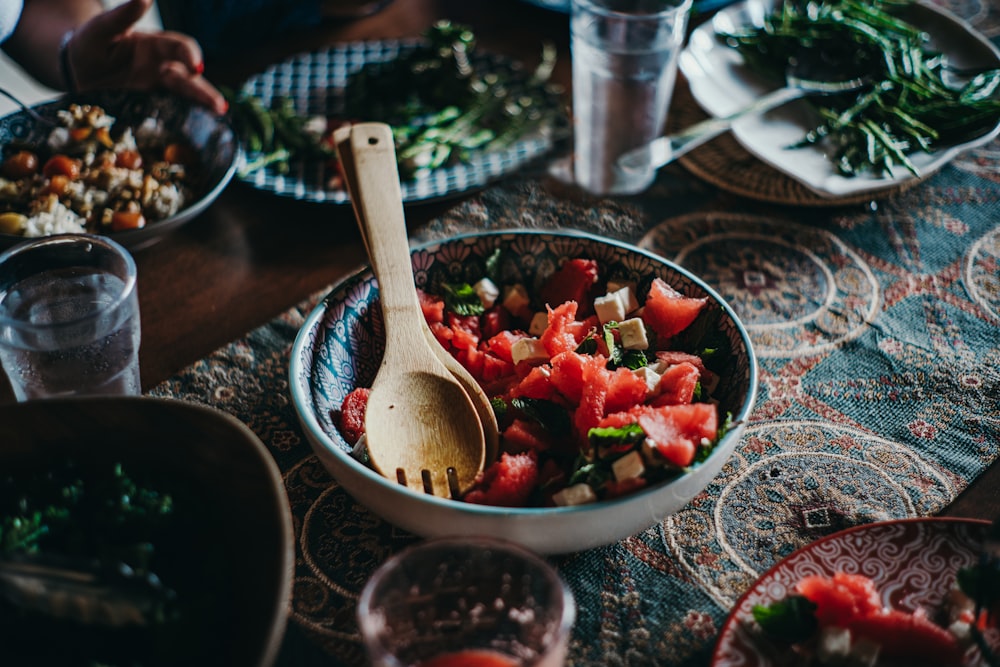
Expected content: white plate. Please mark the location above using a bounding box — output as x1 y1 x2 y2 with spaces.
681 1 1000 199
237 40 562 205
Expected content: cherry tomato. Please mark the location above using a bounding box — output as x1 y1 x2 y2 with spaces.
163 142 196 165
1 150 40 179
42 155 82 180
69 126 93 142
110 211 146 232
45 174 70 196
116 149 143 170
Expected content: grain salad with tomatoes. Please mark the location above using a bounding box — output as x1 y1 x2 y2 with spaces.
338 254 734 508
0 104 196 237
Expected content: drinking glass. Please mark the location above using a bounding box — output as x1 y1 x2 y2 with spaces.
571 0 693 195
0 234 141 400
357 536 575 667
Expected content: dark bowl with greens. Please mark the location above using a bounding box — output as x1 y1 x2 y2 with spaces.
0 397 293 667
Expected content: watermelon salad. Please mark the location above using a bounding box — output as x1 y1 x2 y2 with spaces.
751 568 1000 666
336 253 734 507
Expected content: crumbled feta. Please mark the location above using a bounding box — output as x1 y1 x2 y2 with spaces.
502 283 532 318
528 311 548 336
552 483 598 506
143 181 184 219
511 337 549 366
473 277 500 309
23 199 87 237
617 317 648 350
612 450 646 481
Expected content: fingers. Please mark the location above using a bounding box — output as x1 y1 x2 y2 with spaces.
83 0 154 41
159 61 229 116
146 30 206 75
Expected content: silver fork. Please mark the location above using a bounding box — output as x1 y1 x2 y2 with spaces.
0 85 58 127
0 552 175 627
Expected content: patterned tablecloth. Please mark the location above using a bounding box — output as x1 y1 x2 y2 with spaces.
150 4 1000 665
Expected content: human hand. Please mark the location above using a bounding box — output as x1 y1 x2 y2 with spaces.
65 0 228 115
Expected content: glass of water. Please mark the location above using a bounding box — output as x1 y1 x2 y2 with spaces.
0 234 141 401
571 0 693 195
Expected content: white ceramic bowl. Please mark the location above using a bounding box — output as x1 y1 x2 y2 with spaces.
290 230 758 554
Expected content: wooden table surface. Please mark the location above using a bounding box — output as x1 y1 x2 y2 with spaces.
3 0 995 516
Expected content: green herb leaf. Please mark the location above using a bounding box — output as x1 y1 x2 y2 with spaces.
441 282 485 316
589 423 645 458
752 595 819 643
511 397 572 436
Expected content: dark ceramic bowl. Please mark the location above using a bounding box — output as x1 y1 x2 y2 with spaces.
0 90 237 251
0 396 293 666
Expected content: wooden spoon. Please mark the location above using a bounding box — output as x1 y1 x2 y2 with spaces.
334 124 500 466
334 122 487 498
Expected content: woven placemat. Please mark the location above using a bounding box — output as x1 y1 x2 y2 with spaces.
668 79 926 207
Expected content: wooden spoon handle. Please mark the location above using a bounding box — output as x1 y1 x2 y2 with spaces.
338 123 424 345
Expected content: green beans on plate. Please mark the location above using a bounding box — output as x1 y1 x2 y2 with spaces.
228 21 564 184
718 0 1000 178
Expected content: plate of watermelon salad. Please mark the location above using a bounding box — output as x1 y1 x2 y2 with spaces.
290 230 757 554
712 518 1000 667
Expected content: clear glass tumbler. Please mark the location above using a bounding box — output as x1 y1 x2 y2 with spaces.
357 536 576 667
0 233 141 400
571 0 693 195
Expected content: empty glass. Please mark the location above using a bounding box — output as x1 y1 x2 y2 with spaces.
571 0 693 195
358 536 575 667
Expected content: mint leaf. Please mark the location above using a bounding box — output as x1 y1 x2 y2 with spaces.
752 595 818 643
441 282 485 316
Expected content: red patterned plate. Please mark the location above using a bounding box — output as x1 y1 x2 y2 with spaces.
712 517 992 666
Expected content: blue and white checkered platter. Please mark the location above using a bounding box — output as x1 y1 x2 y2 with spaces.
237 40 563 204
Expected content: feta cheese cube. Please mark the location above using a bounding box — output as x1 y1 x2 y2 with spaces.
473 277 500 309
617 317 648 350
632 366 663 396
552 483 598 506
606 278 631 294
607 283 639 314
816 627 852 662
640 437 662 465
849 638 881 667
612 450 646 481
528 311 548 336
502 283 532 318
594 291 627 324
511 337 549 366
647 358 669 374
